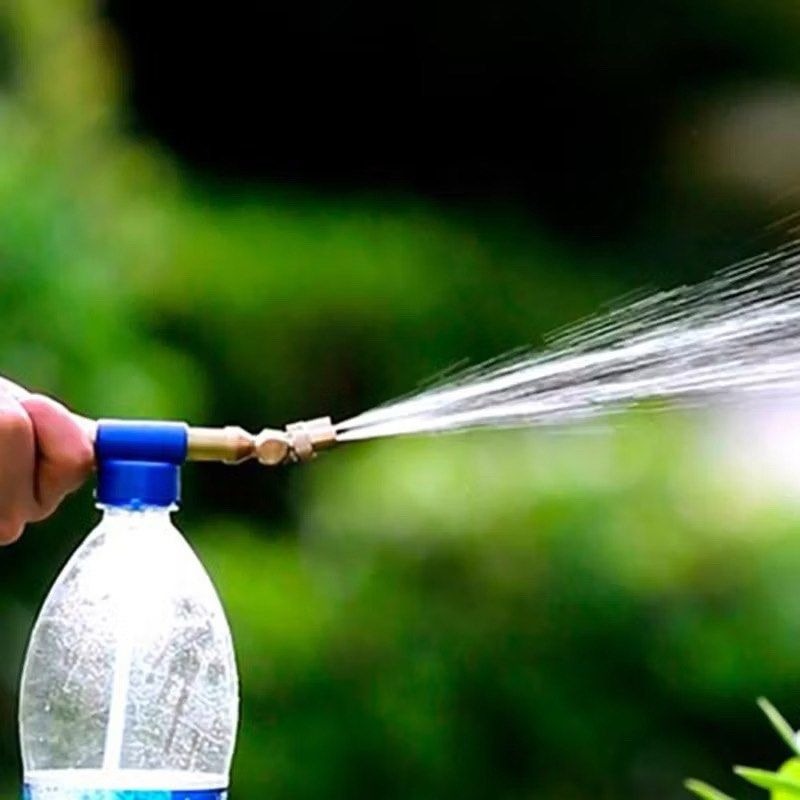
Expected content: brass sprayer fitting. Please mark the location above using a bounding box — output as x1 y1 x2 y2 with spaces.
182 417 338 466
253 417 338 465
186 426 256 464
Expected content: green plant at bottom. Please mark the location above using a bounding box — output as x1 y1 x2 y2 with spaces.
687 699 800 799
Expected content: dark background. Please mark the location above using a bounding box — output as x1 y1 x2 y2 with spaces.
104 0 794 241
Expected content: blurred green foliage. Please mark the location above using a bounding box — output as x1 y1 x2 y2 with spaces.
2 1 800 799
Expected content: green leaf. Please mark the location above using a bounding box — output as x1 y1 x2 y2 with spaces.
734 766 800 795
758 698 800 756
684 779 737 800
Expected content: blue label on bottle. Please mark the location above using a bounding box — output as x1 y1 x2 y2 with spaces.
23 786 227 800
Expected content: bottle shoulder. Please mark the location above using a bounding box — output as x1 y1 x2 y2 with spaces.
27 510 235 636
74 511 209 583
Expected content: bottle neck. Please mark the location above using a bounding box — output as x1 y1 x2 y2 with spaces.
97 503 177 517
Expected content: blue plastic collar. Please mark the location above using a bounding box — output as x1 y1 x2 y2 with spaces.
95 420 188 508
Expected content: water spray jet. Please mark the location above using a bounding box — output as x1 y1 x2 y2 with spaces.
91 243 800 470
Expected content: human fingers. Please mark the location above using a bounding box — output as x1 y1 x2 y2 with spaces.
0 395 36 543
20 394 94 521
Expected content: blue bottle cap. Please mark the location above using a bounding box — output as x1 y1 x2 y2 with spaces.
95 420 189 509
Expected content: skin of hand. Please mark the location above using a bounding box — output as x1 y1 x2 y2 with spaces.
0 378 94 544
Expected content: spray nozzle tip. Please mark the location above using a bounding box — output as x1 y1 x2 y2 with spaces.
254 417 338 465
285 416 337 462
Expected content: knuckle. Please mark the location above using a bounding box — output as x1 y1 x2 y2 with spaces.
64 437 94 479
76 437 95 470
0 405 32 440
25 393 59 416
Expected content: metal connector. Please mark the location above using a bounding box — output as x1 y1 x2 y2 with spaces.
253 428 292 466
254 416 338 465
186 426 255 464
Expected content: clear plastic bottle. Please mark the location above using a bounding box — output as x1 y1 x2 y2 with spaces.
19 421 239 799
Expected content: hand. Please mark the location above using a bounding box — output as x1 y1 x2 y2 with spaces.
0 379 94 544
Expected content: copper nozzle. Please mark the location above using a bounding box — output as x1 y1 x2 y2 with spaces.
287 416 338 462
187 426 255 464
253 428 292 466
254 416 338 465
